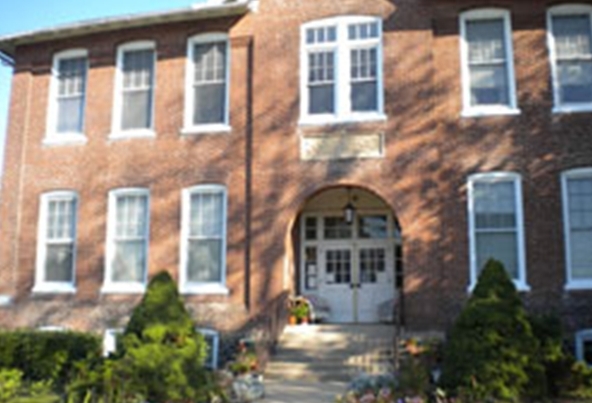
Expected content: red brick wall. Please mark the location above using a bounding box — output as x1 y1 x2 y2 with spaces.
0 0 591 335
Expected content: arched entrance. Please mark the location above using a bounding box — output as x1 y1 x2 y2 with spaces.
296 186 402 324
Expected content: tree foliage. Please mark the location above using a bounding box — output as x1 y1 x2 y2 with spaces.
117 271 213 403
440 259 541 402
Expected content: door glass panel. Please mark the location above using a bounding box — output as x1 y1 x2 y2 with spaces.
325 249 351 284
305 247 318 290
359 248 385 284
324 217 352 240
358 215 387 239
305 217 317 240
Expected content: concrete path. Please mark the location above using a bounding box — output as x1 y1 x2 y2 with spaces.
262 379 347 403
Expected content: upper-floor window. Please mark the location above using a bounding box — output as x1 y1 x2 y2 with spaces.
103 188 150 293
562 168 592 289
111 41 156 138
45 49 88 144
180 185 228 294
183 33 230 134
548 5 592 113
300 16 385 125
467 172 528 291
34 191 78 293
459 9 519 117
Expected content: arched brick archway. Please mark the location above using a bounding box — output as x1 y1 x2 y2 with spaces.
290 185 402 324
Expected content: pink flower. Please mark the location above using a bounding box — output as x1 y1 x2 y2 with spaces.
359 392 376 403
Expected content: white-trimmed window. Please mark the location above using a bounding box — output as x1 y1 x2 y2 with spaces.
34 191 78 293
103 189 150 293
183 33 230 134
562 168 592 289
111 41 156 138
180 185 228 294
459 9 519 117
45 49 88 144
467 172 528 290
197 328 220 369
103 328 123 357
548 5 592 113
576 329 592 366
300 16 385 125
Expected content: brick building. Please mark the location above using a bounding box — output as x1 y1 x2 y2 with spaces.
0 0 592 365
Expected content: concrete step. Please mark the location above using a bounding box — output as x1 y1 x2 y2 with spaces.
266 324 397 383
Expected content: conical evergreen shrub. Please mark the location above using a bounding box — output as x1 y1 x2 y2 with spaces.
440 259 542 402
119 271 213 403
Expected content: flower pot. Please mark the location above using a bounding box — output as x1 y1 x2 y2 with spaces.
289 315 297 325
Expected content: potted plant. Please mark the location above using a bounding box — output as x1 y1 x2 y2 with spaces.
290 298 310 324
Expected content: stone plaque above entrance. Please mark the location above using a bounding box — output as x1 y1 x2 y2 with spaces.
300 132 384 161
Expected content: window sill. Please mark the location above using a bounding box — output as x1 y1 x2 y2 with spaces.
461 107 521 118
32 283 76 294
552 105 592 114
100 283 146 294
298 113 387 127
180 283 229 295
108 130 156 140
565 282 592 291
43 134 87 146
180 124 231 135
468 281 530 293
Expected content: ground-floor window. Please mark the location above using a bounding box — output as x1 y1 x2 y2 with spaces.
197 328 219 369
467 172 528 291
562 168 592 290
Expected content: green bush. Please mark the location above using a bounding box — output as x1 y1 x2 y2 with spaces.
0 369 22 403
0 331 100 390
440 259 542 402
119 271 215 403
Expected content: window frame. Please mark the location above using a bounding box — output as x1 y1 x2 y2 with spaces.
179 184 229 295
467 172 529 291
102 188 150 294
45 49 89 145
299 15 386 126
459 8 520 117
547 4 592 114
575 329 592 366
197 328 220 370
110 40 157 139
561 167 592 290
33 191 78 294
182 33 231 135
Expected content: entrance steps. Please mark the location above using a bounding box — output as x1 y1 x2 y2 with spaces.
265 324 397 383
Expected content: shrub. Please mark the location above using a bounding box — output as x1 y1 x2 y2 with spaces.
0 331 100 390
117 271 215 403
440 259 541 402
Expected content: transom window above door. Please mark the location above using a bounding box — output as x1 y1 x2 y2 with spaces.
300 16 386 125
305 214 391 241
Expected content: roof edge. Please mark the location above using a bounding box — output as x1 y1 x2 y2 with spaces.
0 0 255 58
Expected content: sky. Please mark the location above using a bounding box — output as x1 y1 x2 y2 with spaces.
0 0 205 176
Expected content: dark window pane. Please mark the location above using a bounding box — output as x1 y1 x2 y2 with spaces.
45 244 73 282
112 241 145 282
558 60 592 103
466 19 505 63
188 239 222 282
470 65 509 106
122 90 152 130
351 81 377 111
194 83 225 124
57 97 84 133
553 15 592 58
309 85 334 114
